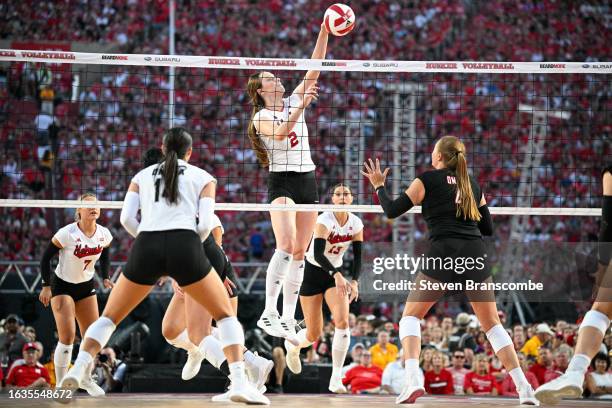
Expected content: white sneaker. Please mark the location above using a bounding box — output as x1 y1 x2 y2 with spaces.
395 369 425 404
56 361 88 404
246 354 274 391
229 380 270 405
212 389 233 403
257 310 286 338
182 348 205 380
81 375 105 397
280 318 298 335
284 340 301 374
518 384 540 406
534 371 583 405
328 375 347 394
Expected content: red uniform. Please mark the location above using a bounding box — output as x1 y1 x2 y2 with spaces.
424 368 454 395
6 361 50 387
342 365 383 394
464 372 498 394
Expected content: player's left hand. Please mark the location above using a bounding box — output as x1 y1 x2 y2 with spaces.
349 280 359 303
103 278 114 289
224 277 237 296
361 158 390 189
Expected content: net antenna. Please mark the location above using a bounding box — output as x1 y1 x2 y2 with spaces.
500 103 571 325
385 82 424 322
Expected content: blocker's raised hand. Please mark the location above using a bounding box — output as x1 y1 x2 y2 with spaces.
361 158 390 189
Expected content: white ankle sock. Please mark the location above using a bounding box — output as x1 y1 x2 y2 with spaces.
509 367 529 390
567 353 591 375
54 342 73 384
331 328 350 378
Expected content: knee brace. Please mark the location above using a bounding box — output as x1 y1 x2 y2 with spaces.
84 316 116 349
399 316 421 341
486 324 512 353
581 310 611 336
216 316 245 348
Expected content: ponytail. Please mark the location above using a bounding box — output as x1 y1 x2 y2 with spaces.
436 135 481 222
161 127 192 205
247 73 269 168
455 151 480 221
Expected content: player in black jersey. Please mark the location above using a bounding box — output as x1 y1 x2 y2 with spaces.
535 165 612 404
140 148 273 397
362 135 538 405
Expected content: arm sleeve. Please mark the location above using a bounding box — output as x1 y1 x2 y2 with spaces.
40 241 60 287
313 238 341 276
599 196 612 265
376 186 414 219
98 246 110 280
197 197 215 241
351 241 363 281
477 205 493 236
120 191 140 238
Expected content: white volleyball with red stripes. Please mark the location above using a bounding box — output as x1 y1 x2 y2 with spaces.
323 3 355 37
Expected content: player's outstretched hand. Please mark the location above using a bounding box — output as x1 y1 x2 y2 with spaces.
361 158 390 189
301 82 319 109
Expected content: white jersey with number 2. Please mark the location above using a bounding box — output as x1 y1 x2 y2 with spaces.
253 93 315 173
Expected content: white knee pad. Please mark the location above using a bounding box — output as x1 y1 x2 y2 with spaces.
486 324 512 353
216 316 245 348
399 316 421 341
85 316 116 348
581 310 611 336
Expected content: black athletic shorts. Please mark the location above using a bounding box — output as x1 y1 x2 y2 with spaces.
421 237 491 283
300 260 338 296
50 274 96 302
124 229 212 286
268 171 319 204
203 236 238 298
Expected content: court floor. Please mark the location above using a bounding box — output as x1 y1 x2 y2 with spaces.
2 393 610 407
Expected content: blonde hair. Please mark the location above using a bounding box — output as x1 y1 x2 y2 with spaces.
472 353 490 373
74 192 97 222
437 135 481 221
246 73 269 167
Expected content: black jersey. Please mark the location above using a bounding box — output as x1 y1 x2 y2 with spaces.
417 168 482 241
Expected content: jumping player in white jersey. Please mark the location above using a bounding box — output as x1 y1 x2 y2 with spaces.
59 128 268 405
38 193 113 397
283 184 363 394
140 147 273 397
246 22 332 341
535 165 612 404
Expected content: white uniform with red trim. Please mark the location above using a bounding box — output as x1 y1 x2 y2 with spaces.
253 93 315 173
305 211 363 268
53 223 113 284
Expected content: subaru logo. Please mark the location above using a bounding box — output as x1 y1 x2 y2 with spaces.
144 57 152 61
582 64 589 68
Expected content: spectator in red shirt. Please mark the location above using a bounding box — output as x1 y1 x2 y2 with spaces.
529 346 553 385
342 350 383 394
424 350 454 395
464 353 499 396
543 345 572 383
448 350 470 395
5 342 50 389
501 353 539 396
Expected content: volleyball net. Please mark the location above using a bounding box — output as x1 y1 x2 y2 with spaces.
1 50 610 213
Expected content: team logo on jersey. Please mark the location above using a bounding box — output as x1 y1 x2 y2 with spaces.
73 244 103 259
328 232 353 244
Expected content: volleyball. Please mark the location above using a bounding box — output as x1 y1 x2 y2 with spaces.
324 3 355 36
